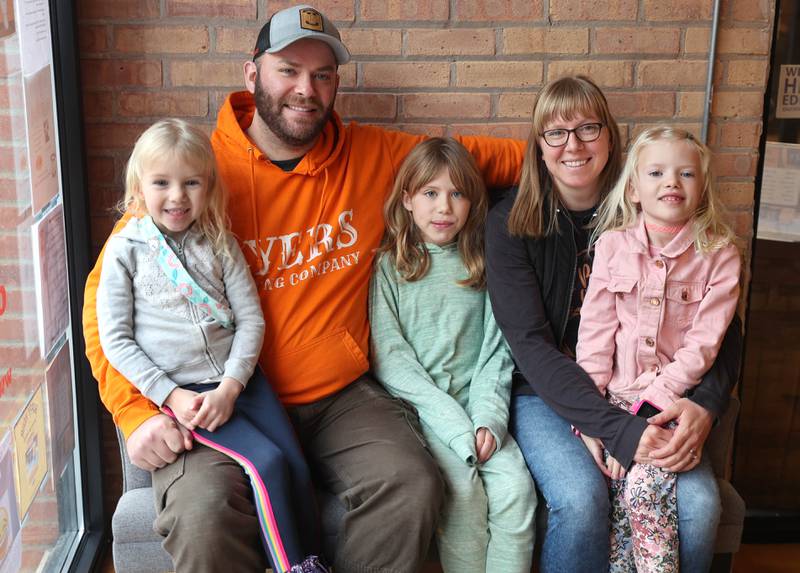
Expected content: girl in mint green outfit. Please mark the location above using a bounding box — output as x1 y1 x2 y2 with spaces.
369 138 536 573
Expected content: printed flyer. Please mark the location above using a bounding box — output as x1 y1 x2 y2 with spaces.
45 339 74 483
0 433 21 573
12 385 47 519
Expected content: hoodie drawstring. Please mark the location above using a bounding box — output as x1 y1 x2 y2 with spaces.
248 147 262 272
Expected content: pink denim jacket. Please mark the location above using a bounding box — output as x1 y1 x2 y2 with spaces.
576 216 740 411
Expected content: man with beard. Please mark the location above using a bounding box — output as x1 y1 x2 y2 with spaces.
83 5 526 572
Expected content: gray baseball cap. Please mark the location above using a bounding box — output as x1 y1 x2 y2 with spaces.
252 4 350 65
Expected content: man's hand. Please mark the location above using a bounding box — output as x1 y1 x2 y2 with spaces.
126 413 193 471
647 398 713 473
475 427 497 464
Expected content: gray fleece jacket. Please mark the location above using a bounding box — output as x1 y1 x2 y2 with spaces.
96 217 265 407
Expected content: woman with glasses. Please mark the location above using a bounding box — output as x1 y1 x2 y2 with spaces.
485 76 739 573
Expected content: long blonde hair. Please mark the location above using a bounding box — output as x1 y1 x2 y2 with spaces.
593 125 735 254
508 75 622 237
121 118 229 255
381 137 487 289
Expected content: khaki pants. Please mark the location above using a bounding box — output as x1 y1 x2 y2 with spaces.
153 375 444 573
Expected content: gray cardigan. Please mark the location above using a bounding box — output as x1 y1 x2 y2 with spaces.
96 217 265 407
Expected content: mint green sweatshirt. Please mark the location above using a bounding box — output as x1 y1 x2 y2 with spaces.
369 243 514 465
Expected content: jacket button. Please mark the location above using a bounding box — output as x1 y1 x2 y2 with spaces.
645 337 655 347
681 289 689 301
655 260 664 268
650 297 661 306
650 364 659 373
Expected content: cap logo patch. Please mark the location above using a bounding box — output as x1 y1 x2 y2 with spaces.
299 9 324 32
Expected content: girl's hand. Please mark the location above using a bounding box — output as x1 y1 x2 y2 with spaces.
475 427 497 463
190 378 242 432
605 454 626 480
163 387 202 429
580 434 613 478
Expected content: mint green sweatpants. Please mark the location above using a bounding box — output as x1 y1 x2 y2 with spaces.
423 429 537 573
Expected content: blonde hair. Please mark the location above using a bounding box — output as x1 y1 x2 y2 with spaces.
593 125 735 254
508 75 622 237
121 118 229 255
381 137 487 289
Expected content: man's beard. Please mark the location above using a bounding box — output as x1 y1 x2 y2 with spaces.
253 76 333 149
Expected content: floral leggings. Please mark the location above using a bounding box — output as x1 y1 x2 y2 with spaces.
606 395 678 573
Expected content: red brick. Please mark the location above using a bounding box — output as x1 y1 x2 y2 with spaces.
454 0 543 21
712 91 763 119
81 59 162 88
643 0 712 20
334 93 397 120
215 27 259 55
81 91 114 119
383 123 447 137
362 63 450 88
22 521 60 546
78 0 160 20
593 28 680 55
712 151 758 177
84 123 148 151
606 92 675 118
0 113 26 141
361 1 449 21
114 26 209 54
86 156 116 185
338 65 356 89
259 1 355 21
406 29 495 56
547 60 633 87
170 61 244 88
677 92 705 118
684 28 711 54
449 122 531 141
727 59 769 86
718 121 762 148
550 0 637 21
638 60 708 88
727 0 771 22
340 30 401 57
717 27 770 55
166 0 256 18
456 61 543 88
402 93 491 119
78 25 108 53
118 91 209 117
497 93 536 118
503 28 588 55
717 181 755 210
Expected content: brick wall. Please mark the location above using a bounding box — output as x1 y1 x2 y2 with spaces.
77 0 775 513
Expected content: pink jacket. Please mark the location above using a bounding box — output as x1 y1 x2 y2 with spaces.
576 216 740 411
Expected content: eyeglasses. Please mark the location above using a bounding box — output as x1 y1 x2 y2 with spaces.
541 123 604 147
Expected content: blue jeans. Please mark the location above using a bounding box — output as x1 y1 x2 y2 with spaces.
510 394 721 573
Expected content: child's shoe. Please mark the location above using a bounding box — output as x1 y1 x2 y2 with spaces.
289 555 330 573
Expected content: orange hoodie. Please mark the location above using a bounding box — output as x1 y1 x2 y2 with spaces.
83 91 525 438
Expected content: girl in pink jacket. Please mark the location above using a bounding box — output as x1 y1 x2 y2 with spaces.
576 126 740 573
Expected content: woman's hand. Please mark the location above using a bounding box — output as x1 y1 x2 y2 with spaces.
647 398 712 472
633 424 673 465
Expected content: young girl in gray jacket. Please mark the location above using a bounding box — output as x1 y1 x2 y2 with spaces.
370 138 536 573
95 119 327 573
